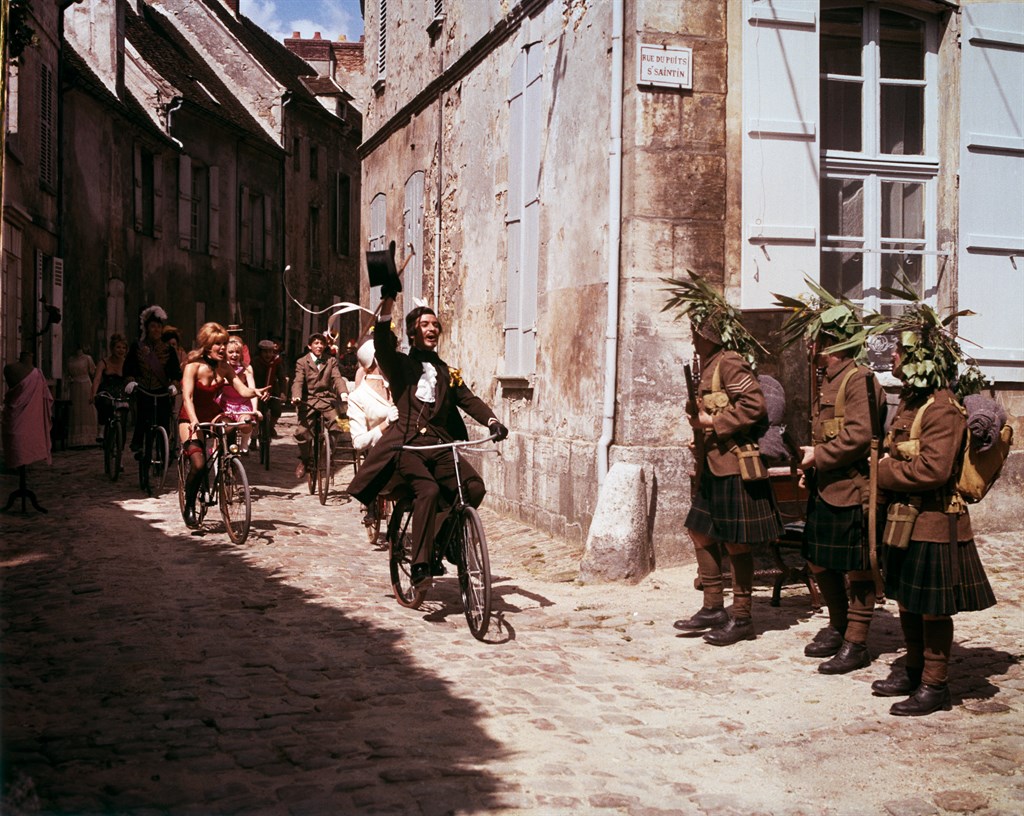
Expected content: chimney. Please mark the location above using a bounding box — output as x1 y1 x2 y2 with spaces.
64 0 126 98
313 32 322 40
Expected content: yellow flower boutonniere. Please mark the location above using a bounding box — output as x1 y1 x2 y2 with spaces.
449 367 464 388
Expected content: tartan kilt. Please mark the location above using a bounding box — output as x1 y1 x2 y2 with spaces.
884 538 996 617
685 471 784 545
802 495 868 571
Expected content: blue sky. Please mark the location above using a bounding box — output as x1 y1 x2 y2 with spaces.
240 0 365 43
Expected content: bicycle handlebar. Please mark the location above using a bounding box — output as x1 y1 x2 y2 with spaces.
397 433 500 453
134 385 174 398
194 417 255 433
95 390 130 405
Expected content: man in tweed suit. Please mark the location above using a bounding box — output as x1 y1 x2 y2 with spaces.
347 298 508 587
797 316 886 674
291 332 349 479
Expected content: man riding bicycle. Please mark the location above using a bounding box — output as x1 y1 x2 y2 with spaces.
347 295 509 587
124 304 181 456
291 332 349 480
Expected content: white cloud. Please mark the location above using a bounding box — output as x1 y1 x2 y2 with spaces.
239 0 362 43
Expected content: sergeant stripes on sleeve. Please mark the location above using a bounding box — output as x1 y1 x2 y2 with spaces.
726 374 755 394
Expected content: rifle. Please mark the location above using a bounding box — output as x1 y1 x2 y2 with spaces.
864 370 885 597
684 361 705 495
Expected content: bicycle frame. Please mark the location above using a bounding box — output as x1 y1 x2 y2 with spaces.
397 433 500 509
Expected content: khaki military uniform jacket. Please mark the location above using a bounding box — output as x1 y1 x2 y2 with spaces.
812 358 883 508
878 389 973 543
698 350 768 477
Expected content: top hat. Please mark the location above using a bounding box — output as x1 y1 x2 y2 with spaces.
366 241 402 295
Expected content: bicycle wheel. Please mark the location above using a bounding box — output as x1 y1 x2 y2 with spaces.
177 452 209 527
317 426 331 505
219 456 251 544
306 431 318 494
104 421 123 481
458 506 492 640
148 426 170 496
387 500 426 608
365 494 387 546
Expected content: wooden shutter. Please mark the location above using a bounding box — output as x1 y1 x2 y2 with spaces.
208 165 220 256
239 186 252 265
50 257 63 380
133 144 144 232
404 171 424 305
740 0 819 308
505 49 525 371
263 195 273 269
958 3 1024 383
177 154 192 250
378 0 388 80
152 154 164 238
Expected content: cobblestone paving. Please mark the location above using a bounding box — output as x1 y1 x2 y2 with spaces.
1 415 1022 815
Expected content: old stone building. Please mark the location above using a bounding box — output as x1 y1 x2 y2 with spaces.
59 0 363 361
359 0 1023 566
1 0 69 396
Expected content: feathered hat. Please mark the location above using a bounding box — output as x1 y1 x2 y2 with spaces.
661 271 767 368
139 304 168 339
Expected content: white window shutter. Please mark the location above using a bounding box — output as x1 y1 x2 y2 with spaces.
51 257 63 380
505 50 526 370
263 195 273 269
177 154 192 250
741 0 819 308
239 186 252 265
133 144 144 232
152 154 164 239
208 165 220 256
403 171 424 305
958 3 1024 383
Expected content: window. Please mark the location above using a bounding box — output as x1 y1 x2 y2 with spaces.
819 4 938 313
190 165 210 252
251 191 266 268
39 63 56 189
5 61 19 145
240 187 269 268
404 171 424 306
368 193 387 312
309 206 321 270
309 144 319 180
504 40 543 377
334 172 351 257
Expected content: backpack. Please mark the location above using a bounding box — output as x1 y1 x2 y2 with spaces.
907 396 1014 505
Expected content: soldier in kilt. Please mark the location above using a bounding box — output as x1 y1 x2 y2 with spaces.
675 310 783 647
873 312 996 716
793 310 886 674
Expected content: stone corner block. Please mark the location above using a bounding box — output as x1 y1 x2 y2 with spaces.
579 463 652 585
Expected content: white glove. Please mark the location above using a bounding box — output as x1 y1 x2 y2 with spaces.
386 405 400 423
125 381 138 395
168 384 178 397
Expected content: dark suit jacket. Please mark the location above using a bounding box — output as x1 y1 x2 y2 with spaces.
347 319 497 505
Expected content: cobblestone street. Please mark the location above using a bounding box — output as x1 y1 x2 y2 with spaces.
1 416 1022 815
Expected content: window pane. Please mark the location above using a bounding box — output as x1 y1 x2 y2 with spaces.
823 177 864 239
881 85 923 155
821 79 862 151
881 181 923 240
821 7 863 76
881 252 922 294
821 247 864 300
880 11 924 80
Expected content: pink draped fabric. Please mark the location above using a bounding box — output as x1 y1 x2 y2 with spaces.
3 369 54 468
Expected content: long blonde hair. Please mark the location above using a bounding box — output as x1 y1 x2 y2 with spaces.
187 322 229 363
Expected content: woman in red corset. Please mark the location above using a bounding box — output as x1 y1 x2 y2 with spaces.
178 322 268 526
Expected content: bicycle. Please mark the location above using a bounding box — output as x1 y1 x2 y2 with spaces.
363 489 392 547
95 390 130 481
176 416 253 544
385 434 499 640
134 386 172 496
296 400 338 506
254 397 277 471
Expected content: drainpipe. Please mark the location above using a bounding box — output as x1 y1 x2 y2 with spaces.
281 91 294 343
434 40 444 314
165 96 184 151
597 0 624 486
